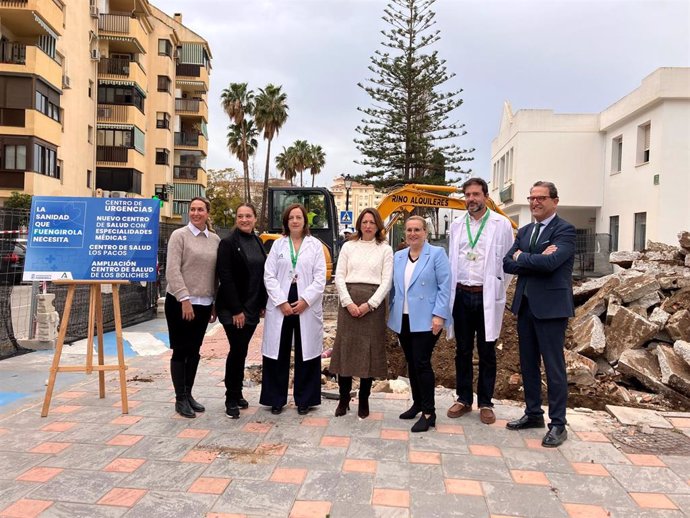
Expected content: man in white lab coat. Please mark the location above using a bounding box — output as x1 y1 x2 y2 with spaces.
446 178 514 425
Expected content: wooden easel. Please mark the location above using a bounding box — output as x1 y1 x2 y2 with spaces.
41 280 129 417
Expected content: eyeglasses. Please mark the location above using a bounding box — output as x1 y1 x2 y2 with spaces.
526 196 554 203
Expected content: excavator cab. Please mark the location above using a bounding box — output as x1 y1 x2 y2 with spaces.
261 187 339 281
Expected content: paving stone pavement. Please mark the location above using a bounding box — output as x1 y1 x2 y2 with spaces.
1 323 690 517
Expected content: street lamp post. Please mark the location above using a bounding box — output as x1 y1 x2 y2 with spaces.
344 174 353 230
444 214 449 236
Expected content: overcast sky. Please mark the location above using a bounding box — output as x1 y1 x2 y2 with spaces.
162 0 689 189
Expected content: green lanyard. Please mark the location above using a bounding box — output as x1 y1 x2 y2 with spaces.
465 209 490 249
288 237 300 269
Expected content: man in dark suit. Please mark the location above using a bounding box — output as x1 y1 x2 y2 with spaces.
502 181 576 447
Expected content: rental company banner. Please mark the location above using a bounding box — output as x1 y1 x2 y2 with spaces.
24 196 160 281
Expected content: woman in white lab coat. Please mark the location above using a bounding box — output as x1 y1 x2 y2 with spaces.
260 203 326 415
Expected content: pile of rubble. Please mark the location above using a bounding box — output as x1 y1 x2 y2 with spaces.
566 231 690 409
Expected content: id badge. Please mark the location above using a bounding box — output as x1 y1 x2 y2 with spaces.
466 251 477 261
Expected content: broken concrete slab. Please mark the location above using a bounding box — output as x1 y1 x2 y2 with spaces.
629 290 661 310
656 345 690 397
610 250 641 268
614 275 661 304
657 274 690 291
666 309 690 341
573 277 622 324
649 307 671 328
617 348 690 408
565 349 598 386
573 273 621 303
572 315 606 358
661 287 690 314
677 230 690 250
673 340 690 368
605 404 673 429
605 306 659 362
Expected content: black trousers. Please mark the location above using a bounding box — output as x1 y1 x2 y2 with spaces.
165 293 212 396
398 314 440 414
453 288 496 408
222 322 258 403
517 296 568 427
260 284 321 408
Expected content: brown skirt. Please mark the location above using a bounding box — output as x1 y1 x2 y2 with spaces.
330 283 388 378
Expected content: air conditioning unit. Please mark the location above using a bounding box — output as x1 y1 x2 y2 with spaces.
90 49 101 61
62 74 71 89
110 190 127 198
95 188 104 197
125 192 137 198
101 190 111 198
90 5 98 17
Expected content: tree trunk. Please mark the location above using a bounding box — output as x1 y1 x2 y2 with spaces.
311 172 315 187
300 170 304 187
260 138 272 232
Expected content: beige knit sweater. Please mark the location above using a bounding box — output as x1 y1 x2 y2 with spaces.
165 226 220 301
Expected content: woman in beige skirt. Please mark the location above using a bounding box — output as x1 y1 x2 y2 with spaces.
330 208 393 418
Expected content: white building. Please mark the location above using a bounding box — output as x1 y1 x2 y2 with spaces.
331 175 385 228
491 67 690 253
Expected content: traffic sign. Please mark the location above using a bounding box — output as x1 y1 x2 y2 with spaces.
339 210 353 225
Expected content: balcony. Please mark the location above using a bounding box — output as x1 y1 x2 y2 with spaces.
499 184 514 204
97 56 146 88
0 108 25 127
97 103 145 129
9 109 61 144
0 43 62 89
174 132 199 147
98 13 147 52
0 0 63 38
97 145 128 163
175 98 201 113
176 63 200 77
173 166 201 181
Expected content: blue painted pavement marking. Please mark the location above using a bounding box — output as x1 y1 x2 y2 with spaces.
0 391 30 407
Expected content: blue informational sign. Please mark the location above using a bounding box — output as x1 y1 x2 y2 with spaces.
339 210 353 225
24 197 160 281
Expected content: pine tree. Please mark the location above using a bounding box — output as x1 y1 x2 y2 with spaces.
354 0 473 189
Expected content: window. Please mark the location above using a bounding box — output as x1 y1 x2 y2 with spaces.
97 128 134 148
611 136 623 173
33 143 58 178
609 215 619 252
157 75 171 93
158 39 172 57
637 122 651 164
87 125 93 144
634 212 646 251
156 112 170 129
87 169 92 188
97 85 145 112
35 91 60 122
4 145 26 170
88 80 93 98
155 148 169 165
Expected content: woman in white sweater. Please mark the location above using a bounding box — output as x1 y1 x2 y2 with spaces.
330 208 393 418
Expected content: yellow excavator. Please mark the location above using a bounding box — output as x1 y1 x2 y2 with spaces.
260 183 517 281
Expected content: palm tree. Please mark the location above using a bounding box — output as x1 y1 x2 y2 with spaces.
290 139 310 187
275 147 295 185
227 120 258 199
255 84 288 230
221 83 255 202
308 144 326 187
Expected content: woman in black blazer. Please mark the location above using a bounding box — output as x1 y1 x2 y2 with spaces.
216 204 267 418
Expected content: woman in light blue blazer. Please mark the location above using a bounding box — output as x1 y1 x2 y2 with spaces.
388 216 451 432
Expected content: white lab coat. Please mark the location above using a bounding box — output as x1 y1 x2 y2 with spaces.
447 210 514 341
262 235 326 360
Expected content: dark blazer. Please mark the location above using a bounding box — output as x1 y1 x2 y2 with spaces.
502 215 576 319
215 228 268 325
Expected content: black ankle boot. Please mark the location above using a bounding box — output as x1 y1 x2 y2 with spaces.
175 397 196 418
411 412 436 433
238 397 249 409
358 398 369 419
399 405 421 420
186 392 205 413
335 397 350 417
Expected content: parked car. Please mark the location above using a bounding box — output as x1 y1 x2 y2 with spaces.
0 239 26 285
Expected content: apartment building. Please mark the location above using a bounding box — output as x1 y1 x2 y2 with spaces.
331 175 385 225
490 67 690 251
0 0 211 221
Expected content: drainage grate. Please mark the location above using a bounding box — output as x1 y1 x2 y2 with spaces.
611 427 690 455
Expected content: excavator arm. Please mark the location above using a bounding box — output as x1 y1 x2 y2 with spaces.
376 184 518 232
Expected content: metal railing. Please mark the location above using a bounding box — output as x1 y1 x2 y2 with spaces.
175 98 200 112
0 0 29 6
96 146 128 163
98 13 129 33
173 166 199 180
174 132 199 146
0 42 26 64
98 56 130 76
176 63 201 77
97 104 128 122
